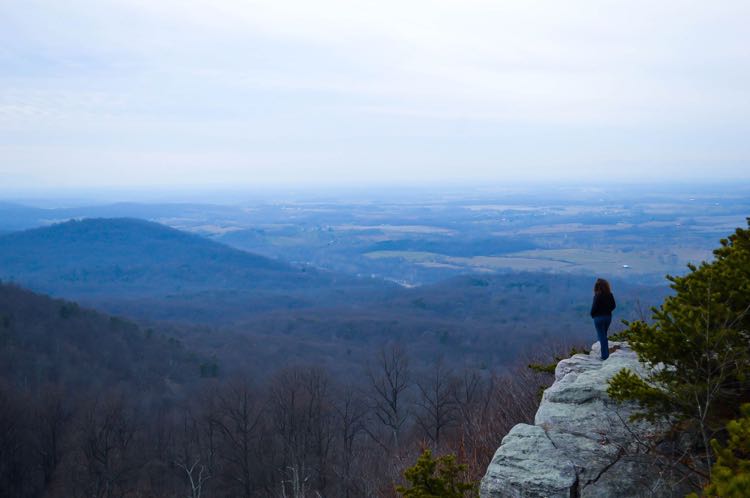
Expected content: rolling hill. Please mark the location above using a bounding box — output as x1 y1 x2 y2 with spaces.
0 218 387 321
0 218 326 295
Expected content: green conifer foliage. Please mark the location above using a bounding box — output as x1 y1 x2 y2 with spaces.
396 449 477 497
691 403 750 497
607 219 750 477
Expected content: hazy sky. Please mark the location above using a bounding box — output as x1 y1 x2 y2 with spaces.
2 0 749 189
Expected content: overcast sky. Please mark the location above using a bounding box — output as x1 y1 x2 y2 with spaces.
2 0 749 190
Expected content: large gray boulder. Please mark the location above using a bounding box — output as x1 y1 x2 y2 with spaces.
480 342 688 498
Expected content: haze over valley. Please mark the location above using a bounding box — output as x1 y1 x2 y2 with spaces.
2 0 749 495
0 184 746 378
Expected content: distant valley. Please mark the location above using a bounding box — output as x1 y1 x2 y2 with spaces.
0 212 673 376
2 184 747 287
0 186 746 497
1 185 747 375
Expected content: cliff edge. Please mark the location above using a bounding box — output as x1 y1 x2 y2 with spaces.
480 341 686 498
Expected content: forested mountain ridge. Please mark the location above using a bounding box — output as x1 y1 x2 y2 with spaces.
0 281 201 394
0 217 349 297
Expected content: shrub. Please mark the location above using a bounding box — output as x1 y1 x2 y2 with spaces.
607 219 750 479
691 403 750 497
396 449 477 497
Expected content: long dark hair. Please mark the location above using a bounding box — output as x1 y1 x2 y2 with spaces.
594 278 611 295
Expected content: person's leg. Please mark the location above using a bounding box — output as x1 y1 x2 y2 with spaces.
602 315 612 360
594 317 609 360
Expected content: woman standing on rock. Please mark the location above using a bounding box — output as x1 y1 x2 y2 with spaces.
591 278 616 360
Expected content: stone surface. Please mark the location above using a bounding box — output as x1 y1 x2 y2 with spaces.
480 341 684 498
480 424 577 498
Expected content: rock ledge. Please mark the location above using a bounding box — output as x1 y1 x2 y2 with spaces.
480 341 679 498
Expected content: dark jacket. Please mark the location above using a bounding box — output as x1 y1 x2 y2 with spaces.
590 292 616 318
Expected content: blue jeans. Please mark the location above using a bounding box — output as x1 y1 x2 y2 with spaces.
594 315 612 360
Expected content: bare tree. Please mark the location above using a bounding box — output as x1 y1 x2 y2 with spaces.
279 464 318 498
73 393 141 498
174 404 215 498
332 387 368 498
32 385 71 488
366 344 412 451
415 359 458 447
269 366 335 496
177 458 211 498
209 380 264 498
449 365 541 480
0 383 35 497
452 369 483 428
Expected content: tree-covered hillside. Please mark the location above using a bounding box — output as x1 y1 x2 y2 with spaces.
0 282 200 393
0 218 347 297
0 281 550 498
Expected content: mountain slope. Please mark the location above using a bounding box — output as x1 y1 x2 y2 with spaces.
0 218 325 297
0 282 200 393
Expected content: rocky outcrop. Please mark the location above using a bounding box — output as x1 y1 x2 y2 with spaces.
480 341 687 498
